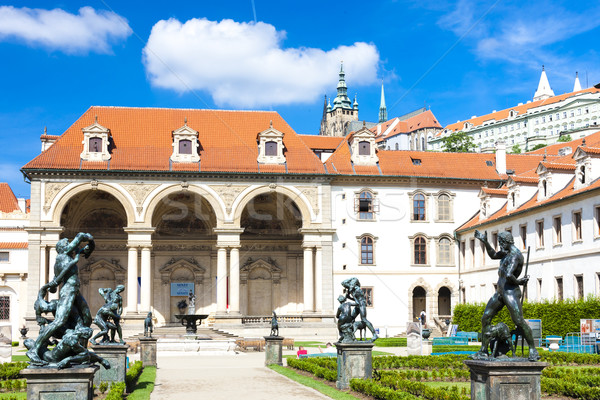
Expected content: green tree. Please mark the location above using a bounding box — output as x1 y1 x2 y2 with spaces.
557 134 572 143
511 144 522 154
441 131 476 152
532 144 546 151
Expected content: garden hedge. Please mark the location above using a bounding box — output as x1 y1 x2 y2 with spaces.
453 296 600 337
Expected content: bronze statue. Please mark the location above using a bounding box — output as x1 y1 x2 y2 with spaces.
484 322 515 358
26 233 111 368
91 285 125 345
473 230 539 361
335 278 378 343
144 312 154 337
270 311 279 337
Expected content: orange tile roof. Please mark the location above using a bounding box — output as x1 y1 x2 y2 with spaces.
374 110 442 142
0 183 20 213
527 130 600 155
23 107 327 175
297 135 345 150
481 188 508 196
324 144 547 180
0 242 28 249
442 88 600 134
540 162 576 171
40 134 61 140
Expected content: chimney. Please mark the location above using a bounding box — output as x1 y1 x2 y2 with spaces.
496 141 506 175
17 198 27 213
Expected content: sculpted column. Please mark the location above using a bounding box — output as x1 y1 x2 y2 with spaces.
315 246 323 313
127 246 139 313
303 246 314 313
216 246 228 315
229 246 241 315
140 246 152 312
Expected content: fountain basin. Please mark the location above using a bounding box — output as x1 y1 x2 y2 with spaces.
174 314 208 334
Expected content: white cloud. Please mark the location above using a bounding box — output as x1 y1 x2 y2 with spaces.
142 18 380 108
0 6 131 54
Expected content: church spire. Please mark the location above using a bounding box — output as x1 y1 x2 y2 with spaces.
533 65 555 101
332 62 352 110
378 82 387 123
573 71 582 92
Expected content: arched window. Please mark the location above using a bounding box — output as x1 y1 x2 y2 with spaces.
414 236 427 264
360 236 374 265
437 194 451 221
359 141 370 155
89 137 102 152
357 191 374 220
179 139 192 154
437 237 451 265
421 136 426 151
413 194 426 220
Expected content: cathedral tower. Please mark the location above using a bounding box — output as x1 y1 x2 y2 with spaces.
319 63 359 136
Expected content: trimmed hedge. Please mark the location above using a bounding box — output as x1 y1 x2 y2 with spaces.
287 358 336 381
126 361 143 392
453 296 600 337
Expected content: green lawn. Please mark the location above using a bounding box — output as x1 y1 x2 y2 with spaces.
11 355 28 362
0 393 26 400
423 381 471 390
269 364 360 400
127 366 156 400
294 341 326 348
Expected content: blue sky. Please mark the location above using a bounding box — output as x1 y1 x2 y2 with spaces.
1 0 599 198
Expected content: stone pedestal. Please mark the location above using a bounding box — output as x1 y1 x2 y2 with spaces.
464 360 548 400
90 344 128 387
264 336 284 366
336 341 375 390
21 365 99 400
422 339 432 356
139 337 158 367
0 343 11 363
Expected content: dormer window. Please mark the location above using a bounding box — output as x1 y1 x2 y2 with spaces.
179 139 192 154
359 141 370 155
257 122 286 164
171 120 200 163
542 180 547 197
89 138 102 152
81 117 111 161
579 166 586 184
350 125 378 166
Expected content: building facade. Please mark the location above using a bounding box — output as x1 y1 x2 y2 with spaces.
431 72 600 152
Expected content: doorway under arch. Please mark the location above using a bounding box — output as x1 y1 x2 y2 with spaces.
438 286 452 316
412 286 426 322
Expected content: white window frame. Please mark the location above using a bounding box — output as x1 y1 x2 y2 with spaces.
572 209 583 243
535 219 545 249
553 215 562 245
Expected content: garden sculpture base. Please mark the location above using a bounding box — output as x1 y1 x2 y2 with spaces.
139 337 158 367
264 336 284 366
90 343 128 388
464 359 548 400
336 341 374 390
21 365 99 400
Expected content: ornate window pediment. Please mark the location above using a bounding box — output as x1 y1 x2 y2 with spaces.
240 258 282 284
171 122 200 163
350 126 378 166
159 257 206 285
80 258 125 285
257 123 286 164
81 118 111 161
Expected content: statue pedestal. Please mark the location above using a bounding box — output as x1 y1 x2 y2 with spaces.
464 360 548 400
336 341 374 390
139 337 158 367
264 336 283 366
90 344 128 387
21 365 99 400
0 343 11 363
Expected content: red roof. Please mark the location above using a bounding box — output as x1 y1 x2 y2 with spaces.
442 88 600 134
374 110 442 142
0 183 20 213
0 242 28 249
23 107 327 175
527 130 600 155
297 135 344 150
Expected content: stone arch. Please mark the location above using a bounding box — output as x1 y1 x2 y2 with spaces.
143 184 225 227
407 278 434 324
434 278 458 318
232 185 314 228
51 182 135 227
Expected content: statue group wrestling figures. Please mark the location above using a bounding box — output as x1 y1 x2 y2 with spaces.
471 230 540 362
25 233 111 369
336 277 378 343
91 285 125 345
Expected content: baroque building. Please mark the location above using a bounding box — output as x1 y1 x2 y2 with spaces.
431 70 600 152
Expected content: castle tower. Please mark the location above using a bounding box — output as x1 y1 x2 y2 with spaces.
319 63 359 136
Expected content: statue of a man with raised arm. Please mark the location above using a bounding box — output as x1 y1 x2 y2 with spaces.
473 230 539 361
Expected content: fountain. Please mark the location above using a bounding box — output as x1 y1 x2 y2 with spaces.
174 290 208 335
